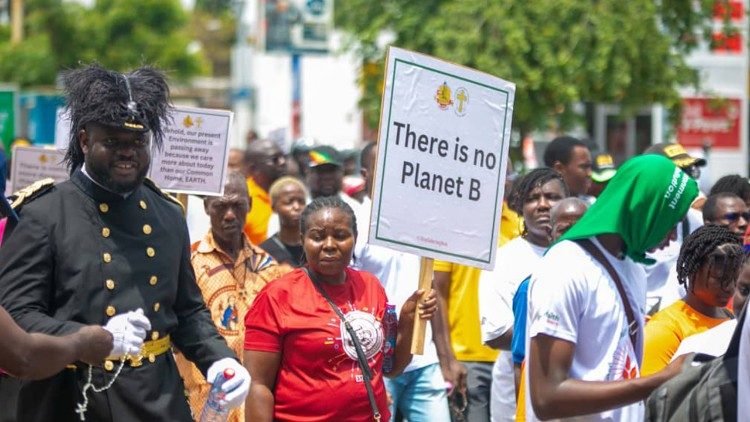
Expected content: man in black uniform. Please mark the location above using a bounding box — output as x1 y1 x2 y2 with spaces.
0 64 250 421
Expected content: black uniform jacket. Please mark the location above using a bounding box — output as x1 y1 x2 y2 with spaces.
0 169 235 421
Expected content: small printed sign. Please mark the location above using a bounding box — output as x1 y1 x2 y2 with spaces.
148 106 233 196
9 146 67 193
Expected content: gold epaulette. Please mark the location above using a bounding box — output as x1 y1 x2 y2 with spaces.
142 177 186 214
10 178 56 209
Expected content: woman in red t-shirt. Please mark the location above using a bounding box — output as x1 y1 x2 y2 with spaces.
243 196 437 422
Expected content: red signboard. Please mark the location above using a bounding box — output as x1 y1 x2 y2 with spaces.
712 32 743 53
714 0 744 20
677 97 741 149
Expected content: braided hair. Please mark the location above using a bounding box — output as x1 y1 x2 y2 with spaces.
676 224 745 291
300 196 358 240
709 174 750 204
508 168 569 215
62 64 172 173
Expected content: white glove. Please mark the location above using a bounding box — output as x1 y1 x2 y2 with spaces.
103 308 151 359
206 357 251 409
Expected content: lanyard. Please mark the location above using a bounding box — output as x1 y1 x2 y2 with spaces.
303 267 382 422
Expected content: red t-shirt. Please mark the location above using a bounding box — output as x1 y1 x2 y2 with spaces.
244 267 390 422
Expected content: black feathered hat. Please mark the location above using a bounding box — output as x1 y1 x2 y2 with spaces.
62 63 172 173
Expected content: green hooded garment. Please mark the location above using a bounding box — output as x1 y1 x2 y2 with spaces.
559 154 698 264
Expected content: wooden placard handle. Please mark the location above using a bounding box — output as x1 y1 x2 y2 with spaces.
410 257 434 354
176 193 188 217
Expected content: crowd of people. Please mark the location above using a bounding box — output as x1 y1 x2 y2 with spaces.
0 64 749 422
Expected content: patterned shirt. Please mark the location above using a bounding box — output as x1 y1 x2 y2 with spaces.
175 230 288 422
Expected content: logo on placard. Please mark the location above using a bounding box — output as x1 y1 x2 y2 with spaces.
435 82 453 110
182 115 204 129
454 87 468 116
183 115 194 128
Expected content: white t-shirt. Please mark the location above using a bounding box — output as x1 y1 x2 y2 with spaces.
672 319 737 361
352 196 439 372
526 239 647 422
186 194 211 244
643 208 702 314
478 237 546 422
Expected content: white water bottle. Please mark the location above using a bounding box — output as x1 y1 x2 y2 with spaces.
200 368 235 422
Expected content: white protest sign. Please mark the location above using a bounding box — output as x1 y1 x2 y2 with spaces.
10 146 68 193
149 106 233 196
369 47 515 269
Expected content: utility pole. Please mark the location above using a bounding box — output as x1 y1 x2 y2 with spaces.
10 0 22 44
231 0 254 148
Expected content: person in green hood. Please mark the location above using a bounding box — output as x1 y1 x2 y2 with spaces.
524 154 699 421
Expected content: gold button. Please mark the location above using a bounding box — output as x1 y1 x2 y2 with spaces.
102 227 111 238
104 360 114 371
149 275 158 286
105 305 116 317
153 302 160 312
140 200 147 210
148 354 156 363
106 279 115 290
146 247 155 258
99 203 109 213
143 224 152 235
151 331 159 341
103 253 112 263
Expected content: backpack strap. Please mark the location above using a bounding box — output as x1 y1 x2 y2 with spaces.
575 238 639 350
725 305 746 359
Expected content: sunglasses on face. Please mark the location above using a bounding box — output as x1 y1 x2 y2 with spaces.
722 212 750 222
262 154 285 165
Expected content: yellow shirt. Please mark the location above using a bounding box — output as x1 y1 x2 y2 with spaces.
516 361 527 421
500 201 522 246
642 299 731 376
243 177 273 245
433 260 499 362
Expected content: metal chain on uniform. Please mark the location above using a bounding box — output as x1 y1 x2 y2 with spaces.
74 358 127 421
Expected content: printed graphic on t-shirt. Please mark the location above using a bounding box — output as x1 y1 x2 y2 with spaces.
607 324 639 380
207 284 243 335
544 310 561 329
324 306 384 381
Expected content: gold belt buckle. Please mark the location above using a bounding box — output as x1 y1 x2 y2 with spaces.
128 354 144 367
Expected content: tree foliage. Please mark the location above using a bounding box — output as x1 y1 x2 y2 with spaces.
0 0 206 86
335 0 721 134
194 0 233 15
188 10 236 77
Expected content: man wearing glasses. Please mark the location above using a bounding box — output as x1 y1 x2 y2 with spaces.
703 192 749 235
243 139 287 245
